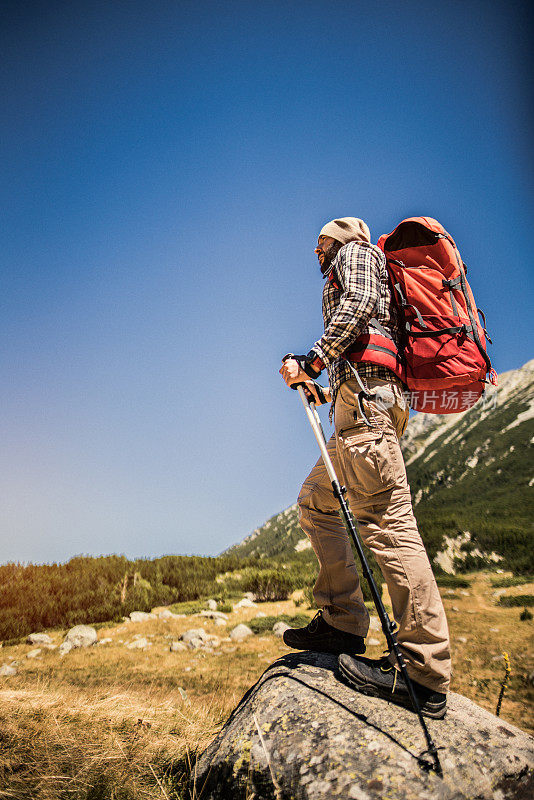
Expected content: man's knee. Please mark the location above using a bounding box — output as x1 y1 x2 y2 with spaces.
298 480 315 509
298 480 340 527
297 482 317 530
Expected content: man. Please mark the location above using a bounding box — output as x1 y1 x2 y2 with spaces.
279 217 450 719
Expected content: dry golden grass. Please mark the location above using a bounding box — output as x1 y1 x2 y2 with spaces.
0 576 532 798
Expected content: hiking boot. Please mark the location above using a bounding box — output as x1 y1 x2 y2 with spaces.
337 654 447 719
283 610 366 656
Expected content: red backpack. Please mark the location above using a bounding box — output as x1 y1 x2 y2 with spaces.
373 217 496 413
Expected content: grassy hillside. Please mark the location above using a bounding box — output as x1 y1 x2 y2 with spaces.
0 554 260 642
0 552 324 643
225 503 302 560
407 361 534 573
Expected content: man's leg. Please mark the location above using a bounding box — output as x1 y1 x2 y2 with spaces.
334 377 451 695
297 433 369 637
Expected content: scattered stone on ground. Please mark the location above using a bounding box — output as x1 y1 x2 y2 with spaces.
255 612 267 618
129 611 156 623
26 649 42 659
126 638 149 650
0 663 17 676
157 609 186 620
457 636 468 643
230 624 254 642
64 625 97 649
368 616 381 631
214 618 227 627
58 642 72 657
180 628 220 650
97 638 113 645
367 637 381 647
181 628 209 644
199 610 228 621
194 651 534 800
207 599 218 611
233 598 256 610
272 621 290 637
26 633 53 646
170 641 187 652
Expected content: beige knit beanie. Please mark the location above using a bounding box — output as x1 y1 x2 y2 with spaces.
319 217 371 245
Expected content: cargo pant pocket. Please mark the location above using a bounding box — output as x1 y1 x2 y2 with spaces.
338 428 397 496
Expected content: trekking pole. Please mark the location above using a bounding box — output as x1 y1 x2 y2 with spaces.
293 383 443 777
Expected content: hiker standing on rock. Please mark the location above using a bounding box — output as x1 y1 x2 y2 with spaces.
279 217 451 718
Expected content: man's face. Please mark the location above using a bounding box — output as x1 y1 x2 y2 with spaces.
315 235 341 275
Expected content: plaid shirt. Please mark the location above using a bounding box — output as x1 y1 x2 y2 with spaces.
311 241 401 416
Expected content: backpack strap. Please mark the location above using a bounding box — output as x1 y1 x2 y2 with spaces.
442 277 461 317
327 267 341 291
446 237 493 373
393 282 428 329
408 322 475 338
368 318 394 340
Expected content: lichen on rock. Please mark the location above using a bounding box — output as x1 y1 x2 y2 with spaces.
193 651 534 800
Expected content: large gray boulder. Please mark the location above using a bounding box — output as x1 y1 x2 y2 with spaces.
194 652 534 800
64 625 97 648
229 623 254 642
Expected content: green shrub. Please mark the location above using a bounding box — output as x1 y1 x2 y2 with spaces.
491 575 533 588
168 600 206 615
248 614 310 634
240 569 296 602
435 575 471 588
497 595 534 607
520 608 533 621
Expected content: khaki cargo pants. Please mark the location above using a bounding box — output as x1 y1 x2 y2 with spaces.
298 376 451 693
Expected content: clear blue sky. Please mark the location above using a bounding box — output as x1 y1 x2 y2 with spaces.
1 0 532 564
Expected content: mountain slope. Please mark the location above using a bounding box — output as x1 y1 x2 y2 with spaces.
401 359 534 571
228 360 534 573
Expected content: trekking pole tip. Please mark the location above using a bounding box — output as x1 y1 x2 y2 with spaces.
418 747 444 778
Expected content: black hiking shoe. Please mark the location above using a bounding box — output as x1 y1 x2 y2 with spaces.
337 654 447 719
282 610 366 656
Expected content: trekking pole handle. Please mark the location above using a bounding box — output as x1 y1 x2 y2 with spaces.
281 353 305 392
296 386 338 485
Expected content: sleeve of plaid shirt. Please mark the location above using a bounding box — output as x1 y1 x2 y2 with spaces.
312 242 381 367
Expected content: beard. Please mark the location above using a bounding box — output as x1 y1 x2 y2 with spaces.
319 240 342 275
